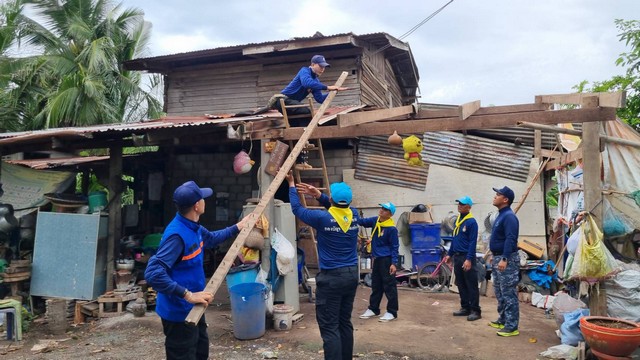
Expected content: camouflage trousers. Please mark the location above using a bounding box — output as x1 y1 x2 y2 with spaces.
491 252 520 331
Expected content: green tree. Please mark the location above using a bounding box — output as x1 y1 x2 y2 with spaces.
0 0 162 131
575 19 640 130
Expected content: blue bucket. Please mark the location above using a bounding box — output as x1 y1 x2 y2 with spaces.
229 282 267 340
225 263 259 291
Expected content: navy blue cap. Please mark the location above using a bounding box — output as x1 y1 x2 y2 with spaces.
493 186 515 203
311 55 330 67
173 181 213 207
330 182 352 205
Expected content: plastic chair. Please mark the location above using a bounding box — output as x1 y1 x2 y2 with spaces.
0 299 22 341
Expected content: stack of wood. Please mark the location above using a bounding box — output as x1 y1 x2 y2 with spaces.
97 286 143 318
0 260 31 299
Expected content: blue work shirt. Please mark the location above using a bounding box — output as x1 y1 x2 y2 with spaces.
145 214 239 298
281 67 328 103
447 215 478 261
489 206 519 258
289 187 359 270
357 216 399 264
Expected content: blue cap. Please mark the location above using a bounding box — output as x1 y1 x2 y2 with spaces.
379 202 396 215
493 186 515 203
173 181 213 207
330 182 352 205
456 196 473 206
311 54 330 67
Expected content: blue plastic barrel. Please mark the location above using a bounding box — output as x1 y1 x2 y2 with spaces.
229 282 266 340
225 263 259 291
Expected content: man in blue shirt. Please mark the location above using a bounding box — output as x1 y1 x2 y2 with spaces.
288 174 359 360
145 181 249 360
444 196 480 321
488 186 520 337
358 202 400 322
273 54 348 127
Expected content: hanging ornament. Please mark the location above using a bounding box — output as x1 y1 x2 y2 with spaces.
233 150 255 174
388 130 403 146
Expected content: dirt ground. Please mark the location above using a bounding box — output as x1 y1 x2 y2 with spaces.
0 284 561 360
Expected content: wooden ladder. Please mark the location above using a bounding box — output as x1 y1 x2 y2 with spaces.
280 97 329 269
185 71 348 325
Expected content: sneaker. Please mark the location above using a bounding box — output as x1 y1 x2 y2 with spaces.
497 329 519 337
488 320 505 329
359 309 377 319
378 312 396 322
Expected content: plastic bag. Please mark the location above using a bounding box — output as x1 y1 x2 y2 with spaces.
560 308 589 346
255 269 273 315
539 344 579 359
552 292 586 328
271 228 295 275
566 214 619 282
566 227 581 255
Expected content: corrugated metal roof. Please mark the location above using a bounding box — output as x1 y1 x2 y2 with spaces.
355 135 428 190
423 131 533 182
5 156 110 169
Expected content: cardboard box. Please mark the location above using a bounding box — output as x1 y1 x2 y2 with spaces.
409 212 433 224
517 239 545 259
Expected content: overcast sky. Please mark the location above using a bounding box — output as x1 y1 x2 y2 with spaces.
123 0 639 106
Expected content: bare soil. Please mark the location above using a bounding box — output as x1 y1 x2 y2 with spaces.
0 285 560 360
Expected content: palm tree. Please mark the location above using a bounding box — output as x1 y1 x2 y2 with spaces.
0 0 162 131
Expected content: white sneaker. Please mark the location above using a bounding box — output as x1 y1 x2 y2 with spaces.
378 312 396 322
359 309 376 319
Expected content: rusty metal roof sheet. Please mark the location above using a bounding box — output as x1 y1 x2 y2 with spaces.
423 131 533 182
6 156 110 170
356 135 428 191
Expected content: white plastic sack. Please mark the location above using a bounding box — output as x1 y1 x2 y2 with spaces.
531 292 556 309
539 345 578 360
271 228 295 275
566 227 581 255
605 268 640 322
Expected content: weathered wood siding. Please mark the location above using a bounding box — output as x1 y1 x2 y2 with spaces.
359 48 403 108
166 56 362 116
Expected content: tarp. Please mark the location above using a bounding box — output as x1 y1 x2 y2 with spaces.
0 162 75 218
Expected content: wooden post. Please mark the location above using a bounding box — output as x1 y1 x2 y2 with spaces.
533 130 542 158
184 71 349 325
259 139 273 275
107 146 123 292
581 96 607 316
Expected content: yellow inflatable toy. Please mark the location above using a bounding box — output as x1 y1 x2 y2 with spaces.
402 135 424 166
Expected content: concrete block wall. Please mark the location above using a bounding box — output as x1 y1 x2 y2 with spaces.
169 152 255 227
307 148 354 184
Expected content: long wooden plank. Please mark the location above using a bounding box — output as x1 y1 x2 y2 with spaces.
261 107 616 141
545 148 583 170
337 105 414 127
184 71 348 325
536 91 625 108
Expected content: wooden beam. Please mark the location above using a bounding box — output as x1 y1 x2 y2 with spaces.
545 148 583 170
242 35 354 56
265 107 616 141
418 103 547 118
536 91 625 108
534 130 542 158
601 135 640 149
459 100 481 120
107 146 123 292
517 121 583 135
337 105 414 127
185 71 349 325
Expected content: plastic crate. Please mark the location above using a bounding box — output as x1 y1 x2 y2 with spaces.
411 248 441 270
409 223 441 249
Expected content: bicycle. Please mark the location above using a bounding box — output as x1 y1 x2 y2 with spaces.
415 245 452 291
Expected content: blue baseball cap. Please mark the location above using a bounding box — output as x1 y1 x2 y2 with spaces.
311 54 330 67
379 202 396 215
456 196 473 206
330 182 352 205
173 181 213 207
493 186 515 203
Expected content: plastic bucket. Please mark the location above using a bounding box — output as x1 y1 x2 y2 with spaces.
88 192 108 213
225 263 259 291
272 304 294 331
229 282 267 340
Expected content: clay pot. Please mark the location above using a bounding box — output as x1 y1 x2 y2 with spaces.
579 316 640 357
388 131 403 146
